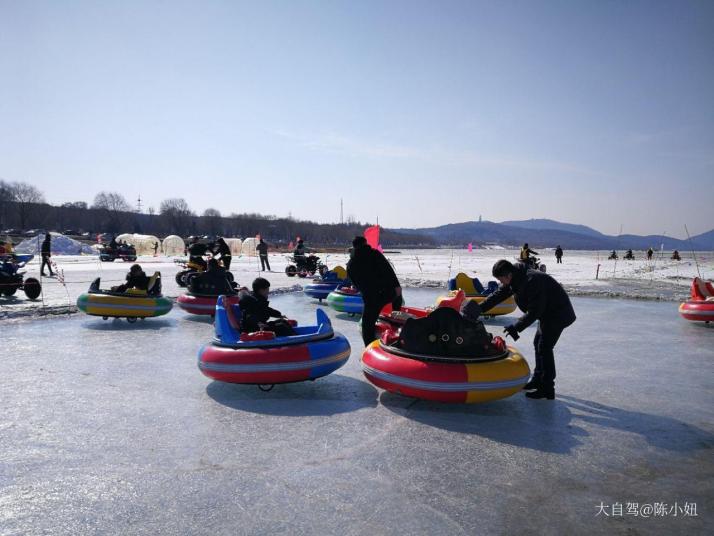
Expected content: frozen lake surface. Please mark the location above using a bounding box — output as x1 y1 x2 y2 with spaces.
1 289 712 535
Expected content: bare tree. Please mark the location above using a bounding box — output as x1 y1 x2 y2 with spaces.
92 192 131 212
92 192 131 232
61 201 88 210
202 207 222 235
0 180 13 229
160 198 194 235
9 182 45 230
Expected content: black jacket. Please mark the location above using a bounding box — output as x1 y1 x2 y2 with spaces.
214 239 231 257
256 241 268 256
480 263 575 332
115 273 150 293
294 244 305 257
239 292 283 332
41 238 51 255
188 243 208 258
347 245 400 300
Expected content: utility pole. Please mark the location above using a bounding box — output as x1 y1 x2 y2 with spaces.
136 195 142 213
340 198 343 224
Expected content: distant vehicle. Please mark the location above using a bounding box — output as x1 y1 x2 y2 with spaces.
24 229 43 237
99 243 137 262
63 229 79 236
81 232 91 237
2 228 21 235
0 254 42 300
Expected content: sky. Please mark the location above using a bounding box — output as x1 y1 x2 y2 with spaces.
1 0 713 237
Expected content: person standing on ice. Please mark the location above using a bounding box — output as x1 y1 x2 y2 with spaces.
469 260 575 400
153 242 159 256
554 245 563 264
347 235 403 346
256 238 270 271
40 233 54 277
647 247 654 261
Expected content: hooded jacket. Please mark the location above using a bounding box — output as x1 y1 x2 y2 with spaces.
480 263 576 332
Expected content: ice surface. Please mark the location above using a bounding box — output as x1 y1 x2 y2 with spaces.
1 290 712 535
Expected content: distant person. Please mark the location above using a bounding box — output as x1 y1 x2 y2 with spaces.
109 236 118 250
647 247 654 261
213 237 232 271
239 277 295 336
153 241 159 256
256 238 271 271
40 233 54 277
112 264 149 293
347 235 403 346
519 243 538 262
608 250 618 260
473 260 576 400
555 245 563 264
187 236 209 270
624 249 635 260
671 250 681 261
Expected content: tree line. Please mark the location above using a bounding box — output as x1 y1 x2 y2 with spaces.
0 181 434 247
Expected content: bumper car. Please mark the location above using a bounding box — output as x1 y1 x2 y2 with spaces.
679 277 714 323
361 291 530 403
77 273 172 322
436 272 516 316
303 266 348 302
326 285 364 315
198 295 351 389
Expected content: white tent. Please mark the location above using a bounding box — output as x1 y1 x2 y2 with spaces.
162 235 186 256
116 233 161 256
241 237 257 256
225 238 243 256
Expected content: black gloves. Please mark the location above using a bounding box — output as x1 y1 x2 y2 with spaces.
391 294 403 312
504 324 520 341
461 300 482 321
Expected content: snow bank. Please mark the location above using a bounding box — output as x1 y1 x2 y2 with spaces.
14 232 96 255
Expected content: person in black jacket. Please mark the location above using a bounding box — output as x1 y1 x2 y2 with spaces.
213 237 232 270
474 260 576 400
347 236 403 346
238 277 295 336
190 258 235 295
40 233 54 276
188 237 209 270
256 239 270 271
112 264 150 293
555 245 563 264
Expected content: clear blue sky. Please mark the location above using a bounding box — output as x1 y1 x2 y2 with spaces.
1 0 712 237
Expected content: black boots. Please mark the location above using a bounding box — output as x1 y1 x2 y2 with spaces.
525 388 555 400
523 378 540 390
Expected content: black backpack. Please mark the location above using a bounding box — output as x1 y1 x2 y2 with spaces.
398 307 498 359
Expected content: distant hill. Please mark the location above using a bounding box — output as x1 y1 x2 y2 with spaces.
500 218 604 238
391 219 713 250
691 229 714 249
